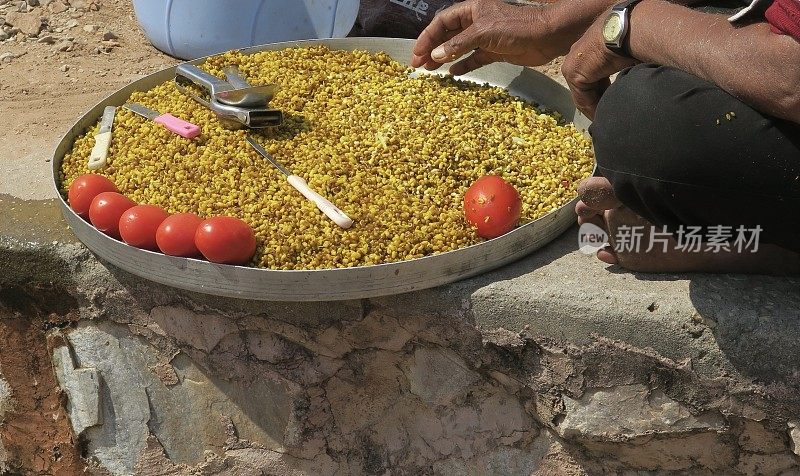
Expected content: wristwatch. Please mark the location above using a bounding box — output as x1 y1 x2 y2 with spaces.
602 0 645 57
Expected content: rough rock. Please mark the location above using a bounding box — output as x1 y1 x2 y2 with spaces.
736 452 798 476
3 210 800 474
407 346 480 406
789 421 800 456
3 11 40 35
739 420 787 454
150 306 238 352
52 345 102 435
53 38 70 51
583 432 737 472
558 384 726 441
66 325 153 475
0 377 9 416
61 322 293 472
47 0 66 13
0 376 8 473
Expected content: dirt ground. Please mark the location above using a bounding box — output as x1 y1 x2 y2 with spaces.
0 285 84 475
0 0 177 200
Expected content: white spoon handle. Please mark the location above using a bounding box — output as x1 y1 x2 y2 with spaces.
88 131 112 170
286 175 353 229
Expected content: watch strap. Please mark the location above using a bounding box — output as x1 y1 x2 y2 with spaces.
613 0 644 12
609 0 645 57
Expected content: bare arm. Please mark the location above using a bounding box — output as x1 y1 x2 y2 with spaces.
410 0 708 75
410 0 628 74
629 0 800 122
544 0 635 54
542 0 706 52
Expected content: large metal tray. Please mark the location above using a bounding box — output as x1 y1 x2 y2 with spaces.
51 38 591 301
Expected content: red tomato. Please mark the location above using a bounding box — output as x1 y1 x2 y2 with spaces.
156 213 203 257
119 205 170 251
89 192 136 239
195 216 256 265
67 174 118 219
463 175 522 239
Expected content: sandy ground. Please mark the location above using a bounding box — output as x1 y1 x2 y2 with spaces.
0 0 177 201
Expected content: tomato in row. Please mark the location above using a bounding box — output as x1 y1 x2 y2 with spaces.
67 174 118 220
156 213 203 257
120 205 169 250
67 174 256 265
156 213 257 265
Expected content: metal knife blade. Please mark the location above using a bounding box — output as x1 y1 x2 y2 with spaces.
246 136 354 229
246 136 291 176
124 103 159 121
98 106 116 134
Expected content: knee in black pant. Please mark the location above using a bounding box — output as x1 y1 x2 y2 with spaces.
588 64 713 184
589 64 669 174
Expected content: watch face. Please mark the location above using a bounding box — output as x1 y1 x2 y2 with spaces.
603 12 623 43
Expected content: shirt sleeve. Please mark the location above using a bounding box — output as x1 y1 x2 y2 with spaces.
765 0 800 41
728 0 771 22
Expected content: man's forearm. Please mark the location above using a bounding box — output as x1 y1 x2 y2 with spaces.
544 0 705 56
546 0 625 54
628 0 800 122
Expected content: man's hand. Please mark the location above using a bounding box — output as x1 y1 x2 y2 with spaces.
411 0 570 75
562 16 639 119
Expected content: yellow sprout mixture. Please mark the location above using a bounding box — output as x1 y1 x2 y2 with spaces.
60 46 594 269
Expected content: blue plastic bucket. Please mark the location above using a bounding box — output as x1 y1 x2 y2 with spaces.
133 0 360 60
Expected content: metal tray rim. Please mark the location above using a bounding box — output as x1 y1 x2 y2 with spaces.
51 37 590 301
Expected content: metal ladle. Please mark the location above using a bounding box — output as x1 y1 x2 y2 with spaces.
174 65 283 129
175 63 278 108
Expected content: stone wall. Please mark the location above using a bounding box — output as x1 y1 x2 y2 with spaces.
1 229 800 475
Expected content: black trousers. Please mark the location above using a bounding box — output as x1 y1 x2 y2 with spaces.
589 64 800 253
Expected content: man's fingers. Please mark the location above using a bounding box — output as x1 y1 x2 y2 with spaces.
413 29 462 70
570 84 603 120
449 49 501 76
563 48 605 120
574 77 611 119
411 3 472 67
422 59 443 71
564 64 602 118
429 26 485 65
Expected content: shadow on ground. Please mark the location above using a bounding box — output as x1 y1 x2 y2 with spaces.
621 267 800 405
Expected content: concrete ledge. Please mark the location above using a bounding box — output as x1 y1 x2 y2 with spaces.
1 199 799 474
